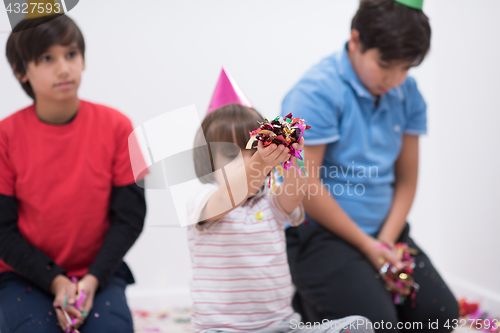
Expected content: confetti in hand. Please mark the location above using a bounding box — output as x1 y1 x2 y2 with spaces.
378 243 419 306
246 113 310 182
246 113 310 159
245 113 310 194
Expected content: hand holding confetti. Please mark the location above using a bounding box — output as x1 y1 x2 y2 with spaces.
378 243 419 307
246 113 310 193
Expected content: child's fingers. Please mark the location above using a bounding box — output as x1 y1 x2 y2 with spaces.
66 306 83 327
79 293 94 318
54 302 74 332
54 308 70 331
274 146 290 163
382 249 403 270
384 279 410 296
268 145 287 164
258 141 277 157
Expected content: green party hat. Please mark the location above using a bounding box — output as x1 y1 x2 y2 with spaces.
394 0 423 10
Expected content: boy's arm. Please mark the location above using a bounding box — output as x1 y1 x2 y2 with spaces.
377 134 419 245
0 194 67 293
303 144 406 288
275 139 308 214
301 144 374 250
87 181 146 289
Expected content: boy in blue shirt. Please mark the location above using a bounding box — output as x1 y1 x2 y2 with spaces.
282 0 459 331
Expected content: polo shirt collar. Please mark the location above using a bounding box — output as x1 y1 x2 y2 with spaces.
337 43 375 101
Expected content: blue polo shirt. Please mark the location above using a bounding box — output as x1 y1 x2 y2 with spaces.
281 44 427 236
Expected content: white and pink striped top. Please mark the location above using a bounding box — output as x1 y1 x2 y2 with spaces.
187 183 304 333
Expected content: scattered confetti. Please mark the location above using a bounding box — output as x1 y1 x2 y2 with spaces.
255 212 263 220
458 298 500 333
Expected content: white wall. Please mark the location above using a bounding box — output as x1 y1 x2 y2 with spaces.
1 0 499 311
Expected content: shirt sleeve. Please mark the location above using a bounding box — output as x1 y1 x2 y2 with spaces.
269 195 305 228
112 116 149 187
281 73 343 146
0 194 66 294
87 182 146 289
186 183 220 231
402 76 428 136
0 128 16 196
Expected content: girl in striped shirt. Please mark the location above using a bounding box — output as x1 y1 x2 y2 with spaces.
187 104 373 333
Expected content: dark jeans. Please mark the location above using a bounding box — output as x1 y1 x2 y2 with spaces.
286 222 459 332
0 264 134 333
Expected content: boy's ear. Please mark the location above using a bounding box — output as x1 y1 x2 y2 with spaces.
14 71 29 84
348 29 362 53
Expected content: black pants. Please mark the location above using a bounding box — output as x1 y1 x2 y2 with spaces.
286 222 459 332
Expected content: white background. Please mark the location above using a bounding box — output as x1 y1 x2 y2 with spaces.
1 0 499 310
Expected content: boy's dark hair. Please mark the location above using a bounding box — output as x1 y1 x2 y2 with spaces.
193 104 263 184
6 14 85 99
351 0 431 66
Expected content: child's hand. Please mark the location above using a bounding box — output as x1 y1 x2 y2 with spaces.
50 275 83 332
361 238 410 296
292 137 305 154
257 141 291 166
73 274 99 328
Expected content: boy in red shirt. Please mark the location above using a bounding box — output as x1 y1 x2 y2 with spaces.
0 14 147 333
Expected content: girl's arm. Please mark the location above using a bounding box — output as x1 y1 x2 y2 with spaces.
275 138 308 214
201 144 290 222
377 134 419 246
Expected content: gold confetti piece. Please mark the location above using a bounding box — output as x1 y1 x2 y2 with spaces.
255 212 263 220
399 273 408 280
408 248 418 255
246 134 258 149
270 171 278 195
276 165 284 177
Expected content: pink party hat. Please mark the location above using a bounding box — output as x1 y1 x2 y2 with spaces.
207 67 253 114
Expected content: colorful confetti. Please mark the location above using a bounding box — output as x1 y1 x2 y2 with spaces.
246 113 310 192
459 299 500 333
378 242 419 307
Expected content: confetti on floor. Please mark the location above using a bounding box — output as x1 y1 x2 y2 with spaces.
130 297 498 333
132 308 192 333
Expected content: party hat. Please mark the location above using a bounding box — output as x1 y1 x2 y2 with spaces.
6 0 80 31
207 67 253 114
394 0 423 10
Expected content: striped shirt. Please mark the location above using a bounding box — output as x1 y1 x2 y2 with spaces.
187 183 304 333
